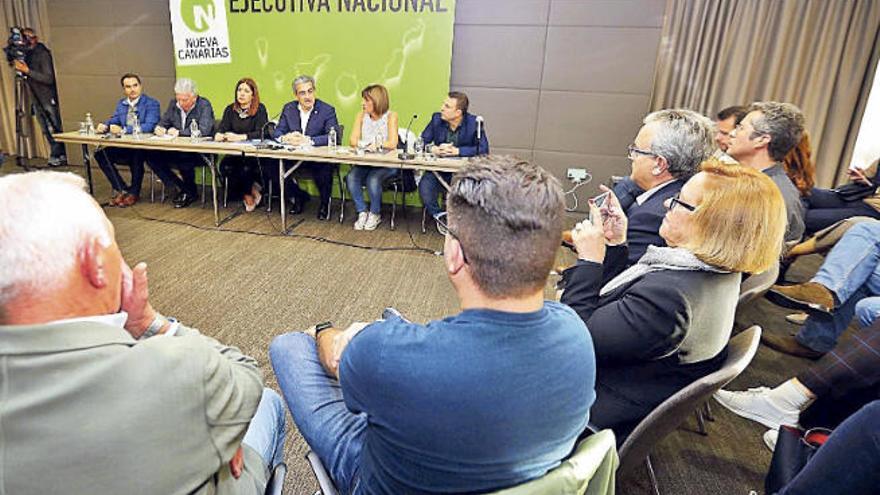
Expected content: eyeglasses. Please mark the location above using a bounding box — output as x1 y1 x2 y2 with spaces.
627 144 657 160
665 192 697 212
435 212 469 264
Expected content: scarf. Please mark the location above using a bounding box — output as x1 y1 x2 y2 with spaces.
600 245 730 296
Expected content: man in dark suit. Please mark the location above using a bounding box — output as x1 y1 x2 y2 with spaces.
613 109 716 265
273 75 340 219
418 92 490 222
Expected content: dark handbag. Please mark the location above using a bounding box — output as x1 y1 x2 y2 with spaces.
833 182 876 202
764 426 832 494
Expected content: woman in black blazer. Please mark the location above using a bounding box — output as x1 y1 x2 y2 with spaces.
214 77 269 211
561 161 787 438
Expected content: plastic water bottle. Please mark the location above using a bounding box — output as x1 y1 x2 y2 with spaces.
132 114 141 140
189 119 200 141
328 126 337 152
85 113 94 135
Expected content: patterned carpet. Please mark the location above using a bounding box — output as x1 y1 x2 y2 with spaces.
3 161 830 494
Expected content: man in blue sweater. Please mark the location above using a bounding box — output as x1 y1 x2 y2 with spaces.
94 73 160 207
270 156 595 494
613 109 715 265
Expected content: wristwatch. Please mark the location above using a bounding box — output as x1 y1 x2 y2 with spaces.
314 321 334 337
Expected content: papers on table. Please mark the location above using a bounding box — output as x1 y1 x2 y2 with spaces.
149 134 176 141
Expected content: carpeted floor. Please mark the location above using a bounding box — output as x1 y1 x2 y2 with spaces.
3 161 835 494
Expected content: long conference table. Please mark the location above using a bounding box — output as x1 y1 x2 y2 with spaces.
54 131 465 230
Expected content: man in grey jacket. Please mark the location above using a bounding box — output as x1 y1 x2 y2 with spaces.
0 171 284 494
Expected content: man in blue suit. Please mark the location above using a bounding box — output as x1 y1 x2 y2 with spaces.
612 109 716 265
273 75 340 220
94 73 160 207
418 92 489 223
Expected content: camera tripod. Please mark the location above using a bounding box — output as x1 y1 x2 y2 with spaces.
13 72 31 171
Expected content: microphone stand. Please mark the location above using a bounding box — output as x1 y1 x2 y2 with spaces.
398 113 417 160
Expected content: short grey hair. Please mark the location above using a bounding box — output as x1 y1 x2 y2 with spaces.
447 156 564 298
644 109 716 180
0 172 112 307
174 78 198 95
292 75 316 91
748 101 805 162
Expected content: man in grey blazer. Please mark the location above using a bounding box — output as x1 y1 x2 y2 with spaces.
0 171 285 494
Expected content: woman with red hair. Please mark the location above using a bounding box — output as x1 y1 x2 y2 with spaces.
215 78 269 211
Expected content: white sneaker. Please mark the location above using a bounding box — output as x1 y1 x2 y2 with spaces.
713 388 800 430
353 211 368 230
763 429 779 452
364 212 382 231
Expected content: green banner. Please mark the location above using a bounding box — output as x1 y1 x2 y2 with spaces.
171 0 457 139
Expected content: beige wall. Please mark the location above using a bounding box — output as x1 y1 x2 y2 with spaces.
49 0 665 190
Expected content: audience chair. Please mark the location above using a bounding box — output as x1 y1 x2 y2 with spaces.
617 326 762 495
303 430 618 495
305 450 338 495
738 261 780 307
490 429 618 495
265 462 287 495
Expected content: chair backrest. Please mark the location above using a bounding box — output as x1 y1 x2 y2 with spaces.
738 263 779 306
306 430 618 495
490 429 618 495
617 326 762 474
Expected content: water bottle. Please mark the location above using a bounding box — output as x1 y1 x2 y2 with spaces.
414 137 424 158
328 126 337 152
132 114 142 140
85 113 94 135
189 119 200 141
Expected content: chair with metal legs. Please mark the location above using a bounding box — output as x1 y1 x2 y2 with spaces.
617 326 762 495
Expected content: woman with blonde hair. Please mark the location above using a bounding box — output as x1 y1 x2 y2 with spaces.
345 84 399 230
560 161 786 437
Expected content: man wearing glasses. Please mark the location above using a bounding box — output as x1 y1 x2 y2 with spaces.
269 157 596 494
612 109 716 265
727 101 806 243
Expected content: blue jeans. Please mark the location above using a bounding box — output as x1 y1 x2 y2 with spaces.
242 388 287 469
777 401 880 494
798 222 880 352
418 171 452 219
269 333 365 493
346 166 397 214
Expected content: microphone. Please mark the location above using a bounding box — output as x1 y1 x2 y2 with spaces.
257 109 284 149
475 115 485 155
398 113 418 160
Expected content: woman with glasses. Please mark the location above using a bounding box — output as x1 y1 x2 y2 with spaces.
560 161 787 438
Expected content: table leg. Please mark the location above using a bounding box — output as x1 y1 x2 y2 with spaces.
199 154 220 226
280 158 303 233
280 159 286 232
82 143 93 195
433 170 451 190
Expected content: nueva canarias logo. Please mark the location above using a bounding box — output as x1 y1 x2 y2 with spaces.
180 0 217 33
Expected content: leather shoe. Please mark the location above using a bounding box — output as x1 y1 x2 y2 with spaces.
767 282 836 314
761 333 824 359
173 192 197 208
119 193 139 207
289 190 310 215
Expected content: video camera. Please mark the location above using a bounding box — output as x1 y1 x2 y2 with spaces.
4 27 30 64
